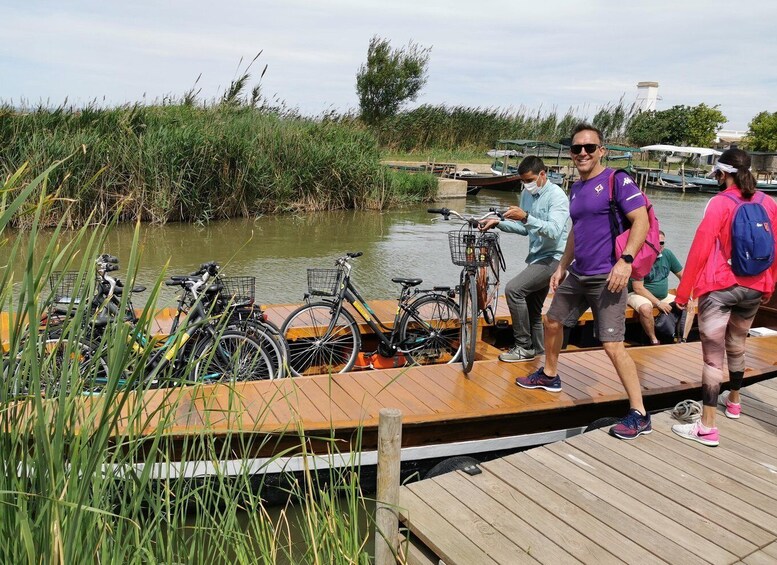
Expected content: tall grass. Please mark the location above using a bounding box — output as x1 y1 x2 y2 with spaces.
0 165 375 563
369 99 639 154
0 101 436 228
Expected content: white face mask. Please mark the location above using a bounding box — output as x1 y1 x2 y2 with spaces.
523 180 539 194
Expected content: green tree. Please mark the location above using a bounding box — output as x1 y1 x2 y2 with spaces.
626 104 726 146
625 110 668 146
686 103 726 146
356 36 431 125
745 111 777 151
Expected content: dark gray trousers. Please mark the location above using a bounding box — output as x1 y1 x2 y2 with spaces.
504 258 559 353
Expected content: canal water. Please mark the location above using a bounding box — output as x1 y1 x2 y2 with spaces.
2 188 743 307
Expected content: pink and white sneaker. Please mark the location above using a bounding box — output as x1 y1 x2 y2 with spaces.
671 421 719 447
725 399 741 419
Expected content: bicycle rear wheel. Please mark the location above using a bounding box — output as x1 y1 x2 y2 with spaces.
193 331 274 382
460 273 478 373
398 294 461 365
229 318 290 378
281 302 361 376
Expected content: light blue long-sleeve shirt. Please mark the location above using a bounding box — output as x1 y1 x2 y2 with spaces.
496 181 570 264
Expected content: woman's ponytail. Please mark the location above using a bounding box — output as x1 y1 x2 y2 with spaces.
719 148 756 198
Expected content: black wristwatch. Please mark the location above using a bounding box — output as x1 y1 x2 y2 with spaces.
620 253 634 264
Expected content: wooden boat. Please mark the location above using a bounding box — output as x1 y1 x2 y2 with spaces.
7 296 774 502
444 170 521 194
645 177 701 192
488 139 568 190
38 332 775 503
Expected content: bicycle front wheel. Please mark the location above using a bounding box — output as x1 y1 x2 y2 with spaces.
281 302 361 377
193 331 275 382
460 273 478 373
399 294 461 365
36 336 110 395
477 252 501 325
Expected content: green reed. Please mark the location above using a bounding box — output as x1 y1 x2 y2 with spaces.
370 100 639 154
0 164 374 564
0 101 436 228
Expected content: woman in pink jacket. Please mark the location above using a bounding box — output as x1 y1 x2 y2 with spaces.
672 148 777 446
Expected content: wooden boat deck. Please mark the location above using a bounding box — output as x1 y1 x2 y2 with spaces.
398 376 777 565
0 293 678 351
83 336 777 460
261 295 648 335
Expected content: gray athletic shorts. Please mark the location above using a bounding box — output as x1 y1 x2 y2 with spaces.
546 271 628 342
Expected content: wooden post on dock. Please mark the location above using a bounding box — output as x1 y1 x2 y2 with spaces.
374 408 402 565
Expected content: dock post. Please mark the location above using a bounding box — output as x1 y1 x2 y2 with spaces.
374 408 402 565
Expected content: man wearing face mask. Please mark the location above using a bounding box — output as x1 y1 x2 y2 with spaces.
480 156 570 362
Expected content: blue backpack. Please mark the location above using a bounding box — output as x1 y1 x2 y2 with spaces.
722 191 775 277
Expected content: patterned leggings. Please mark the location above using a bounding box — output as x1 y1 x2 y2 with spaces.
697 286 762 407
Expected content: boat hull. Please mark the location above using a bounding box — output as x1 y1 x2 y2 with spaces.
446 172 523 193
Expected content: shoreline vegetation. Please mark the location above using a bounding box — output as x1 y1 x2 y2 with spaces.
0 165 376 563
0 95 638 228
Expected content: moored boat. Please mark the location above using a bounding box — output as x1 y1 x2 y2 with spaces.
444 170 522 194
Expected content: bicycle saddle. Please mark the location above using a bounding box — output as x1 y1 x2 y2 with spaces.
391 277 422 287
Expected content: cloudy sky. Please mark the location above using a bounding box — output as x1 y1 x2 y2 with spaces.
3 1 776 131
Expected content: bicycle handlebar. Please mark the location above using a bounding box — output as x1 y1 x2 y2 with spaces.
428 207 504 225
98 254 119 264
191 262 219 277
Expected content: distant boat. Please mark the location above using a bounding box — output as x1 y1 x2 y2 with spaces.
490 139 569 186
646 177 701 192
640 145 724 193
445 169 522 194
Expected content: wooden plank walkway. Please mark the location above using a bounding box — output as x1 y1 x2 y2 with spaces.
65 336 775 461
398 377 777 565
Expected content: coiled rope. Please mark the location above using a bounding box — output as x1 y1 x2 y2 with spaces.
671 399 702 422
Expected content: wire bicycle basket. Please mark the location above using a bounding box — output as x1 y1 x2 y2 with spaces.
217 276 256 303
447 230 500 268
307 268 344 297
47 271 89 304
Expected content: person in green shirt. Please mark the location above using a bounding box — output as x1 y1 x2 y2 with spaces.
627 230 684 344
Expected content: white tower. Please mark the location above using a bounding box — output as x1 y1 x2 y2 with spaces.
636 81 659 112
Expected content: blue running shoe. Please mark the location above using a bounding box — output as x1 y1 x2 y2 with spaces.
609 409 652 440
515 367 561 392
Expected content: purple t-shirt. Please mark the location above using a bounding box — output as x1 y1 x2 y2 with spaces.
568 168 646 275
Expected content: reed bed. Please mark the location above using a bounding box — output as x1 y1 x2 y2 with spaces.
0 93 636 228
370 99 639 154
0 102 436 228
0 165 375 564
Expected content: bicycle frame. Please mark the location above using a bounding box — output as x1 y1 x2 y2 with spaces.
91 263 232 386
310 258 452 356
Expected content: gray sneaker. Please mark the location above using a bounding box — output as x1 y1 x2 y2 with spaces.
499 346 536 363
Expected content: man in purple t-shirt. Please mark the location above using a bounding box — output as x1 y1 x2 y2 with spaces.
515 123 653 441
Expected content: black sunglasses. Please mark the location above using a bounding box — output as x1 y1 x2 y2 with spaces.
570 143 600 155
659 241 665 245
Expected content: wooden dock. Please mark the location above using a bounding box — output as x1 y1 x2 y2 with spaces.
59 336 776 470
398 377 777 565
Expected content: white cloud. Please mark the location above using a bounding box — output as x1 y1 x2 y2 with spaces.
2 0 776 129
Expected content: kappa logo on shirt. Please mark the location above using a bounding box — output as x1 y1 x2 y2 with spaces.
623 177 633 185
594 183 604 194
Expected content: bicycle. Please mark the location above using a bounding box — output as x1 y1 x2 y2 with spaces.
280 252 461 376
7 255 145 395
428 207 506 373
22 259 276 394
203 273 290 378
